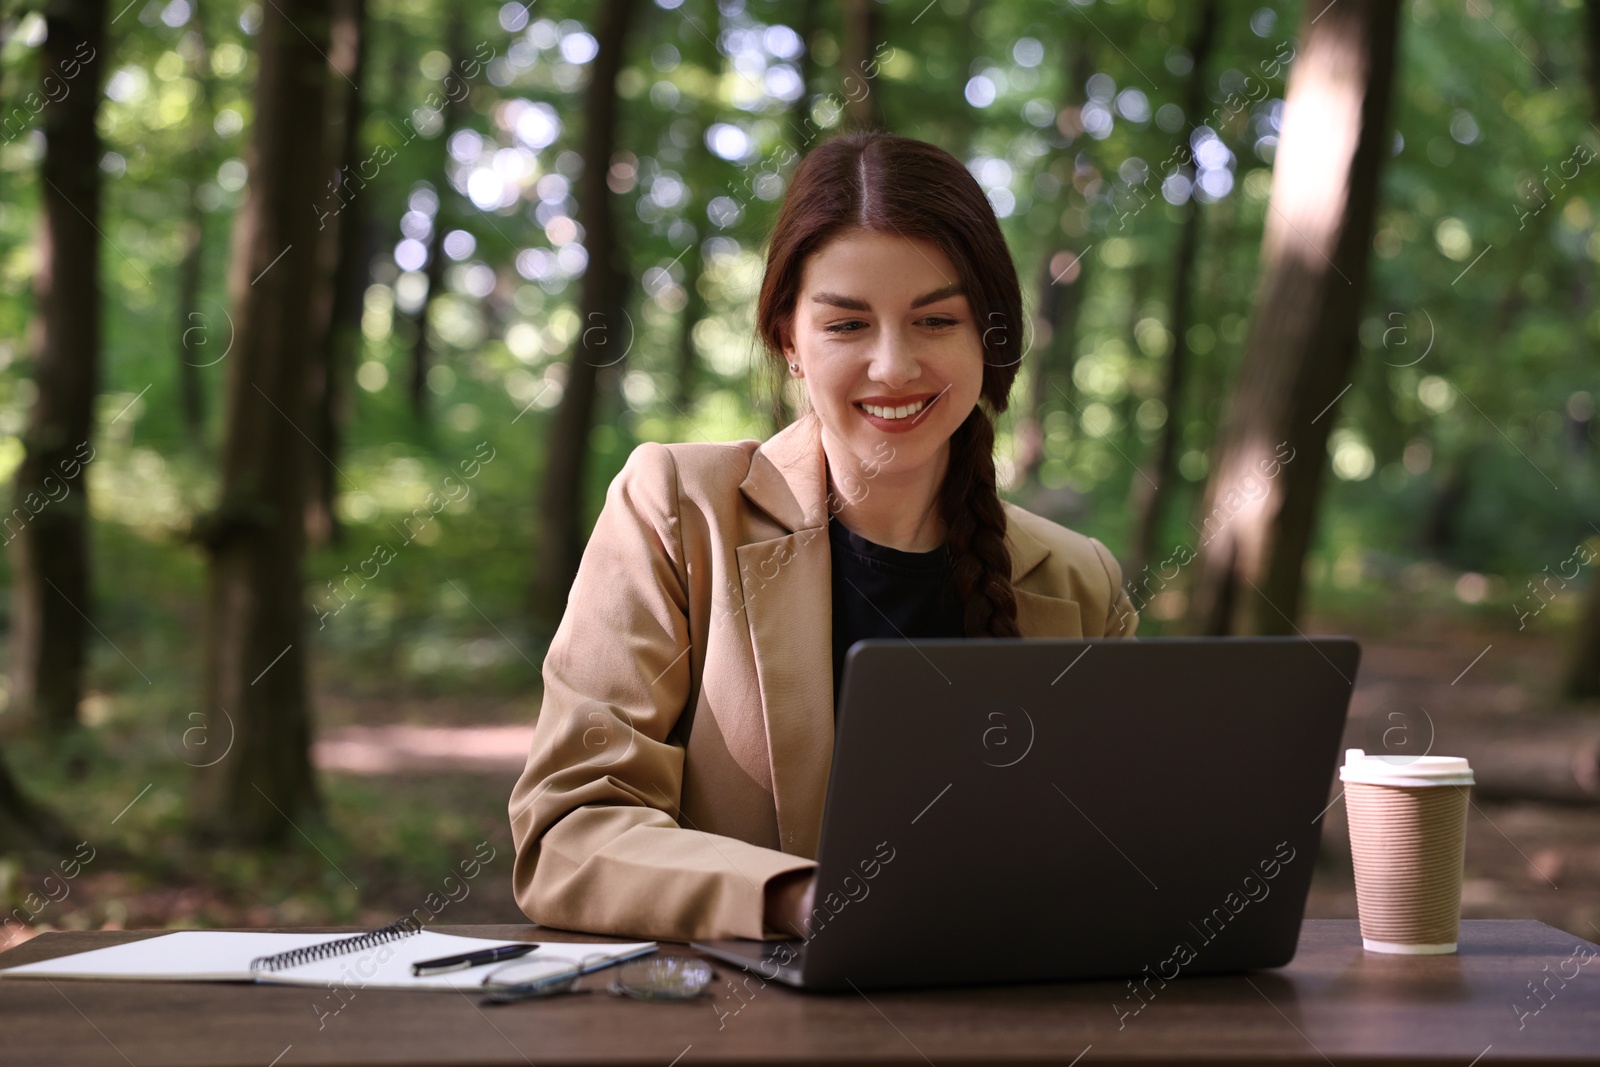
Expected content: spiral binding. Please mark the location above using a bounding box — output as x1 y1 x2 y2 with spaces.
249 916 422 973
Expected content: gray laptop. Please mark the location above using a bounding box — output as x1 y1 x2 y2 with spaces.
692 636 1360 992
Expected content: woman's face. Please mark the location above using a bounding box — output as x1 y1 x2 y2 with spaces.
782 229 985 491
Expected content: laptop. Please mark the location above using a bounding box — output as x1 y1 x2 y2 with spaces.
692 636 1360 992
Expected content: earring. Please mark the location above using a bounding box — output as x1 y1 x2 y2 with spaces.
788 362 799 373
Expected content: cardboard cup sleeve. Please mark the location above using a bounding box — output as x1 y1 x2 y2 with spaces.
1339 748 1474 955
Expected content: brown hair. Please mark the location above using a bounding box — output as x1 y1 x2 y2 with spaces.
755 129 1023 638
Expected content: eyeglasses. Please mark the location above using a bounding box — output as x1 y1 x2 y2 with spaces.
480 951 716 1005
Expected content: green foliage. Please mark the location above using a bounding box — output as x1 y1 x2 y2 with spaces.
0 0 1598 925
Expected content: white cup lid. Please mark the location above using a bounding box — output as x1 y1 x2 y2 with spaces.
1338 748 1474 787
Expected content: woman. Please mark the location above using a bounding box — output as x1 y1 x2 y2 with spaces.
509 130 1138 944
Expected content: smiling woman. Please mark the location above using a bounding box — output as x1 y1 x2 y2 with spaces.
768 225 991 553
509 130 1138 947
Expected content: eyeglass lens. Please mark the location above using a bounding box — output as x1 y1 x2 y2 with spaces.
481 952 715 1003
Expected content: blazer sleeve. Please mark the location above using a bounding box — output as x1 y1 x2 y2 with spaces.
509 442 817 943
1088 536 1140 638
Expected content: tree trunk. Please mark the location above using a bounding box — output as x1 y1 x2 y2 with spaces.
947 0 984 160
1472 735 1600 805
1014 247 1089 493
531 0 636 627
1586 0 1600 117
407 5 466 421
1565 574 1600 700
787 0 817 144
1562 0 1600 700
0 748 74 857
0 753 40 855
1186 0 1401 636
306 0 367 547
673 0 723 423
767 0 818 435
1130 0 1220 582
174 0 216 448
8 0 108 733
1419 450 1470 556
194 0 331 843
1415 238 1533 558
673 260 705 417
1013 36 1095 495
840 0 883 129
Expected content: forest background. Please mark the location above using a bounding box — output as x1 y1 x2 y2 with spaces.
0 0 1597 950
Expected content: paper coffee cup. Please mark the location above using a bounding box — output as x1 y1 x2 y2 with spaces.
1339 748 1474 955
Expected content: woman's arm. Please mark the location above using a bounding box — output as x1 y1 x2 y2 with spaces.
763 868 819 939
509 442 817 942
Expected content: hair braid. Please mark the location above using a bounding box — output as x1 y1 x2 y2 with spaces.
940 403 1020 637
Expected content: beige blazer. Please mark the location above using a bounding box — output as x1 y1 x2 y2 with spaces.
509 409 1139 943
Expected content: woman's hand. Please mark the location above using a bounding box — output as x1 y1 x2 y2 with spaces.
762 868 818 939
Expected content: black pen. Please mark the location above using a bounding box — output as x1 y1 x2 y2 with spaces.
412 943 537 976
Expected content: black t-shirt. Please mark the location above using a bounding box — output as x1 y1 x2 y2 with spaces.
829 513 966 716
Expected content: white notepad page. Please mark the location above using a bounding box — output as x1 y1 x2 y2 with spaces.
0 930 657 991
264 931 657 991
0 931 354 981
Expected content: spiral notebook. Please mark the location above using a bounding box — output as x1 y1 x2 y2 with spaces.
0 918 656 991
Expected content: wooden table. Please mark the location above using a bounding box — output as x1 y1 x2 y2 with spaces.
1 920 1596 1065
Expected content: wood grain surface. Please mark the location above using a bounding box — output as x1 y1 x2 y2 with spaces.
1 920 1596 1066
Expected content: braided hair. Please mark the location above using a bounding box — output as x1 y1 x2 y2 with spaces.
755 130 1024 637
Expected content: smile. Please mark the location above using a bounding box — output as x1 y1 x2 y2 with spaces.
852 389 945 426
857 398 930 420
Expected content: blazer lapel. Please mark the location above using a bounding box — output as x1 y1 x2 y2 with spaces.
735 413 1083 861
737 412 835 859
